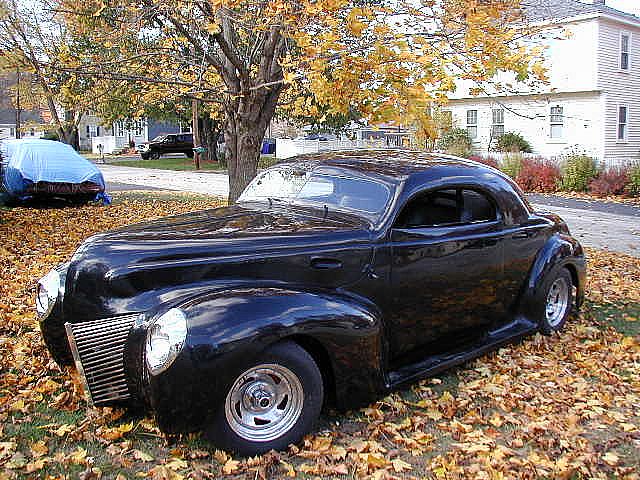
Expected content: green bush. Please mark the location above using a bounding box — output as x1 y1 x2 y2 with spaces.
41 130 59 141
499 153 524 179
558 154 599 192
437 128 472 158
627 162 640 196
496 132 532 153
258 155 279 169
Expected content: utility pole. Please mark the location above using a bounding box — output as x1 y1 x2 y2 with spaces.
192 98 201 170
15 69 21 139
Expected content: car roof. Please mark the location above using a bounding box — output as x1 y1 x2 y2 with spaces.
285 149 496 182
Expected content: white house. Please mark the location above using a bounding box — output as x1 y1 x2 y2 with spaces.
79 115 186 154
446 0 640 165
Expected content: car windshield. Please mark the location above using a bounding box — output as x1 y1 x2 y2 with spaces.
151 135 166 142
238 165 393 219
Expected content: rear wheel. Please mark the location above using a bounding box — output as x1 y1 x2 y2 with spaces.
537 267 573 334
207 341 323 456
149 151 161 160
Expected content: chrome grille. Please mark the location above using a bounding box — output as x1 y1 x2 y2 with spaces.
65 315 138 405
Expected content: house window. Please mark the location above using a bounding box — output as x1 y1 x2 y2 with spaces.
132 119 144 136
96 126 101 136
618 105 628 141
466 110 478 139
10 127 15 137
620 32 631 71
492 109 504 138
114 120 125 137
550 106 564 139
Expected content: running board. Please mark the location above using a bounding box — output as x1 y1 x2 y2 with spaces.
387 318 538 388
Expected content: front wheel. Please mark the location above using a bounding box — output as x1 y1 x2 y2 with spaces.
207 341 323 456
537 267 574 334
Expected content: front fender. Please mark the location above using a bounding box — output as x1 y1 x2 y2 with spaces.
148 287 385 433
523 233 586 313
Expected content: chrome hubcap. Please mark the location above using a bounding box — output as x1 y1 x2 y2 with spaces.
546 277 569 327
225 364 303 442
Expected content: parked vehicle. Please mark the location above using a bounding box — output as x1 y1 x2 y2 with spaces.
37 150 585 455
137 133 194 160
1 138 109 204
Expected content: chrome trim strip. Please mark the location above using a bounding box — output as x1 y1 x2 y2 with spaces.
65 322 94 406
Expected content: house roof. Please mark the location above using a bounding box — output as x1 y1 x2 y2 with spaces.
523 0 640 24
0 108 44 125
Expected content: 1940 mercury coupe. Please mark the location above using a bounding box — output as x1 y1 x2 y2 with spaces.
37 151 586 455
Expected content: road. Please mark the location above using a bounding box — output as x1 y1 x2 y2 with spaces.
101 164 640 257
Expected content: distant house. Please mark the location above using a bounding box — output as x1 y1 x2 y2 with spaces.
446 0 640 165
79 115 185 153
0 108 44 141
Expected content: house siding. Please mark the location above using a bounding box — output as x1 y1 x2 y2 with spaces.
448 92 602 159
597 17 640 164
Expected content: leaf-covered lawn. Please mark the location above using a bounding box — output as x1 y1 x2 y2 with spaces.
1 193 639 479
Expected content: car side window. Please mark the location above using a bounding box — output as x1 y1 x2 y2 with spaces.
395 188 497 228
461 189 496 223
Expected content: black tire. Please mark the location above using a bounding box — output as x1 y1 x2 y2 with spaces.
141 153 150 160
207 341 323 456
150 151 161 160
536 267 574 335
185 151 194 159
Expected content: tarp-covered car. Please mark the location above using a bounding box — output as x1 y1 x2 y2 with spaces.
0 138 110 204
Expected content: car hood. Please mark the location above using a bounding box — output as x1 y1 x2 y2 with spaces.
79 202 371 248
62 203 374 320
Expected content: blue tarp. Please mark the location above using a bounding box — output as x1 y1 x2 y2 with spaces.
0 139 110 204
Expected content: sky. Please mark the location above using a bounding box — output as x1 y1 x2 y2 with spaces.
605 0 640 16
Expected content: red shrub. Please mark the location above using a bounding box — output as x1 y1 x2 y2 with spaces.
468 155 499 168
515 158 561 193
588 167 629 196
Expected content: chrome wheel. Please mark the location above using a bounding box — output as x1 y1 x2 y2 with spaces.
225 364 304 442
545 277 569 327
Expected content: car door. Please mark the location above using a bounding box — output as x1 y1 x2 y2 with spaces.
388 187 507 363
163 135 178 153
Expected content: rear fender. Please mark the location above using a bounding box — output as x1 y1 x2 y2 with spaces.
522 234 586 314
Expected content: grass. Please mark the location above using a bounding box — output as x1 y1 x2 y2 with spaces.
585 300 640 337
111 156 225 171
108 154 278 171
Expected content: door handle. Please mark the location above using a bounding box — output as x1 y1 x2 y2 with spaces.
512 231 529 239
310 257 343 270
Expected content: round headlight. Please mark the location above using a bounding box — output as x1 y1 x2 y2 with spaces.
36 269 60 318
145 308 188 375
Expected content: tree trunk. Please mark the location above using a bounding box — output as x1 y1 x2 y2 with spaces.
225 114 267 203
200 116 220 163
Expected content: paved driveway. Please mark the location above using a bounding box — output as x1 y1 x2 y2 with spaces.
102 164 230 197
101 165 640 257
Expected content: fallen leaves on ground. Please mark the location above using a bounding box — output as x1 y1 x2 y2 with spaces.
537 191 640 207
1 193 639 479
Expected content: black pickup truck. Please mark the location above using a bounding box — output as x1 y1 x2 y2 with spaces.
137 133 194 160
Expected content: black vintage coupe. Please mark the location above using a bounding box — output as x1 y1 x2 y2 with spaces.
37 151 586 455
